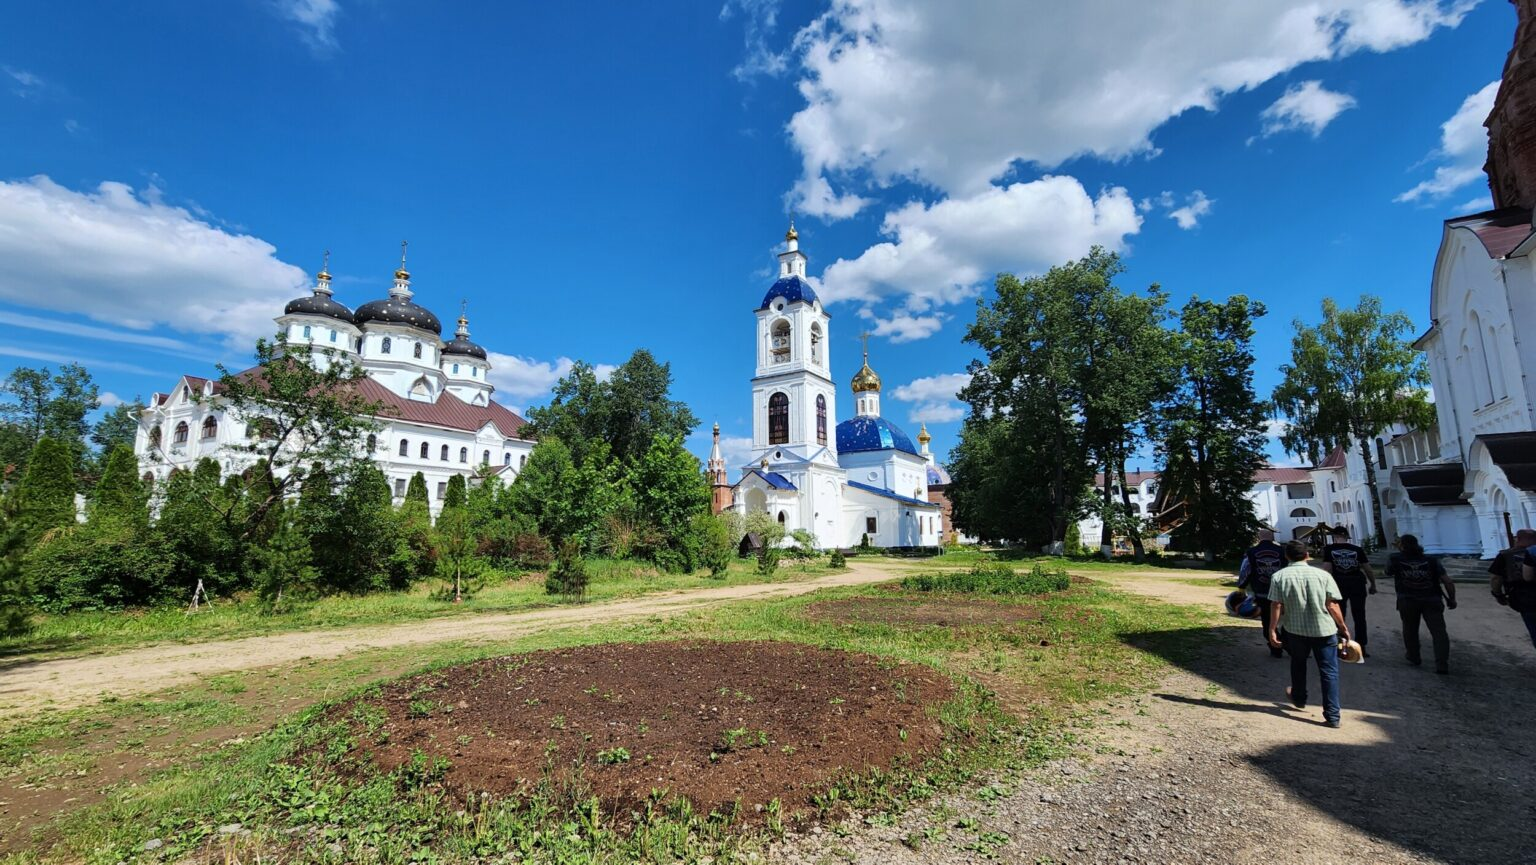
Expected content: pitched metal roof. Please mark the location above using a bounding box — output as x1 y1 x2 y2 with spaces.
1253 467 1314 485
735 468 798 491
846 480 939 508
1449 207 1534 259
356 378 529 437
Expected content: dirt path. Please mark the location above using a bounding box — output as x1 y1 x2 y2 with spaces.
0 564 904 718
776 569 1536 865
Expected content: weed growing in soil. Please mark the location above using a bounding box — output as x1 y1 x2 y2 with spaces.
597 747 631 764
901 561 1071 595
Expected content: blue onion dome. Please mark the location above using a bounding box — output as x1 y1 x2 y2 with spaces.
354 263 442 335
759 275 819 310
836 416 920 455
284 265 354 322
926 463 953 485
442 312 488 360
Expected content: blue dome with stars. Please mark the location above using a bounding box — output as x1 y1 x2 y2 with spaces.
759 275 819 310
836 416 920 455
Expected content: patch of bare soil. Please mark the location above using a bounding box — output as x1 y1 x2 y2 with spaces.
804 596 1042 628
323 641 955 822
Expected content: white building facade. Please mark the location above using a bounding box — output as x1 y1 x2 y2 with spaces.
135 255 536 514
729 227 942 549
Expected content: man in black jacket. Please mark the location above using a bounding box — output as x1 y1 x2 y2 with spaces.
1490 528 1536 650
1320 527 1377 657
1240 530 1286 658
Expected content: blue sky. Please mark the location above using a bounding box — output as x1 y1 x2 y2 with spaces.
0 0 1513 474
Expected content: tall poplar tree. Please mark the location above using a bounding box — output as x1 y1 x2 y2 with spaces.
17 437 76 543
1157 296 1270 559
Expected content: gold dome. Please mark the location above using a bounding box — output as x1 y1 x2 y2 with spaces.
917 423 931 444
850 359 881 393
785 220 798 243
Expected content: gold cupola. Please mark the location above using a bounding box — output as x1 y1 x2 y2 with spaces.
850 344 881 393
917 423 931 445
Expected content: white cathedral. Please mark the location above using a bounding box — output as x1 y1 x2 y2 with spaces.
711 226 943 549
134 249 536 514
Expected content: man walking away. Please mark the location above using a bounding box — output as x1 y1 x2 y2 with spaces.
1497 529 1536 650
1387 534 1456 674
1320 527 1377 656
1241 529 1286 658
1267 540 1349 728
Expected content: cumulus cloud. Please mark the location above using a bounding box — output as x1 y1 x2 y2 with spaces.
779 0 1472 215
1259 80 1358 137
1397 79 1499 203
0 176 308 348
866 311 944 343
721 0 789 80
817 177 1141 310
891 372 972 424
273 0 340 52
1168 191 1214 230
486 353 575 401
99 391 125 408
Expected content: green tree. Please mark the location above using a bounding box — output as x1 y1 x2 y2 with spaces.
1157 296 1270 559
691 511 735 578
91 400 144 453
505 438 619 550
1272 295 1434 547
434 506 480 603
17 437 76 543
159 459 242 594
443 473 468 511
0 500 32 635
623 434 710 570
395 473 436 583
88 444 148 526
0 365 100 475
545 537 589 600
406 471 429 508
251 502 318 610
317 464 404 592
44 364 100 465
526 350 698 466
182 336 384 546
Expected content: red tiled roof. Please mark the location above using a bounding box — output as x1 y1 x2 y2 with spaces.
356 378 530 438
1450 207 1534 259
1254 467 1313 485
1317 446 1346 469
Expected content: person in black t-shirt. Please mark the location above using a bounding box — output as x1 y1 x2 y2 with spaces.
1489 529 1536 650
1239 530 1286 658
1386 533 1456 674
1320 527 1377 656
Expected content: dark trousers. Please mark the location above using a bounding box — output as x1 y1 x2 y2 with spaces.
1520 608 1536 651
1398 596 1449 670
1337 583 1369 646
1255 598 1283 657
1282 631 1341 724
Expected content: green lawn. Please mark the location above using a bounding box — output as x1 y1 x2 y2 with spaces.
1 557 840 659
0 572 1213 865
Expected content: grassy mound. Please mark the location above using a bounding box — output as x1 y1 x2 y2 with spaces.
901 561 1071 595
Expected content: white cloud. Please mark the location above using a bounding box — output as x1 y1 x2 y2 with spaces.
0 176 307 348
818 177 1141 310
4 66 45 98
274 0 340 52
779 0 1473 215
867 311 944 343
1259 80 1358 137
0 310 207 356
1263 418 1289 439
99 391 125 408
0 345 166 377
1456 194 1494 213
486 353 574 401
1168 191 1214 229
891 372 971 424
1397 79 1499 203
721 0 789 80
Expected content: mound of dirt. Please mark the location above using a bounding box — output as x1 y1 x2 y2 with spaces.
805 596 1042 627
324 640 955 822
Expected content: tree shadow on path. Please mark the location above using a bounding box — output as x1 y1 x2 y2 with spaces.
1127 590 1536 865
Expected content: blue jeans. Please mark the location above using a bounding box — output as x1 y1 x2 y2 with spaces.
1283 631 1340 724
1521 608 1536 651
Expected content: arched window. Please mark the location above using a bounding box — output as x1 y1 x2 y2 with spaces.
420 441 430 459
329 329 337 343
452 363 460 374
366 434 377 453
520 454 528 468
504 453 511 466
356 338 364 352
382 336 393 354
1289 507 1316 518
777 511 786 526
816 394 827 445
768 392 789 444
1376 438 1388 470
399 439 410 457
1129 503 1141 515
149 426 162 449
770 319 791 363
414 342 423 359
201 417 218 439
810 323 823 364
472 367 478 377
482 449 490 465
173 421 189 444
459 447 468 463
302 324 312 339
440 444 449 461
1329 480 1336 493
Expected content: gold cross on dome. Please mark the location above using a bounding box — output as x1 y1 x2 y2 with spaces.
399 239 408 269
859 330 870 361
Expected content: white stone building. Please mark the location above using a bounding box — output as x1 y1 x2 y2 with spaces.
135 254 536 514
727 226 942 549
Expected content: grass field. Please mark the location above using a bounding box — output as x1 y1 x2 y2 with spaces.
0 568 1213 864
0 557 841 659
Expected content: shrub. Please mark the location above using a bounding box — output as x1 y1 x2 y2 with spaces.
829 549 846 569
692 512 734 578
900 561 1070 595
18 437 76 543
545 538 589 600
26 523 177 612
756 546 780 577
785 529 819 560
0 503 32 636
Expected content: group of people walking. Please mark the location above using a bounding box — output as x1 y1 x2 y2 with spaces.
1235 526 1536 727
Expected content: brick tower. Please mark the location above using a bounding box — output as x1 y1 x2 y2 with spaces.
707 422 733 514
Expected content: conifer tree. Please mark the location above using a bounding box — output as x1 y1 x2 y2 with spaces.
444 473 467 511
0 499 32 636
18 437 76 543
252 502 317 609
406 471 430 508
88 444 148 526
396 471 435 582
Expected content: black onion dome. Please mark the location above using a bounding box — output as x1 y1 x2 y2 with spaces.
442 335 488 360
354 298 443 335
284 293 355 322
